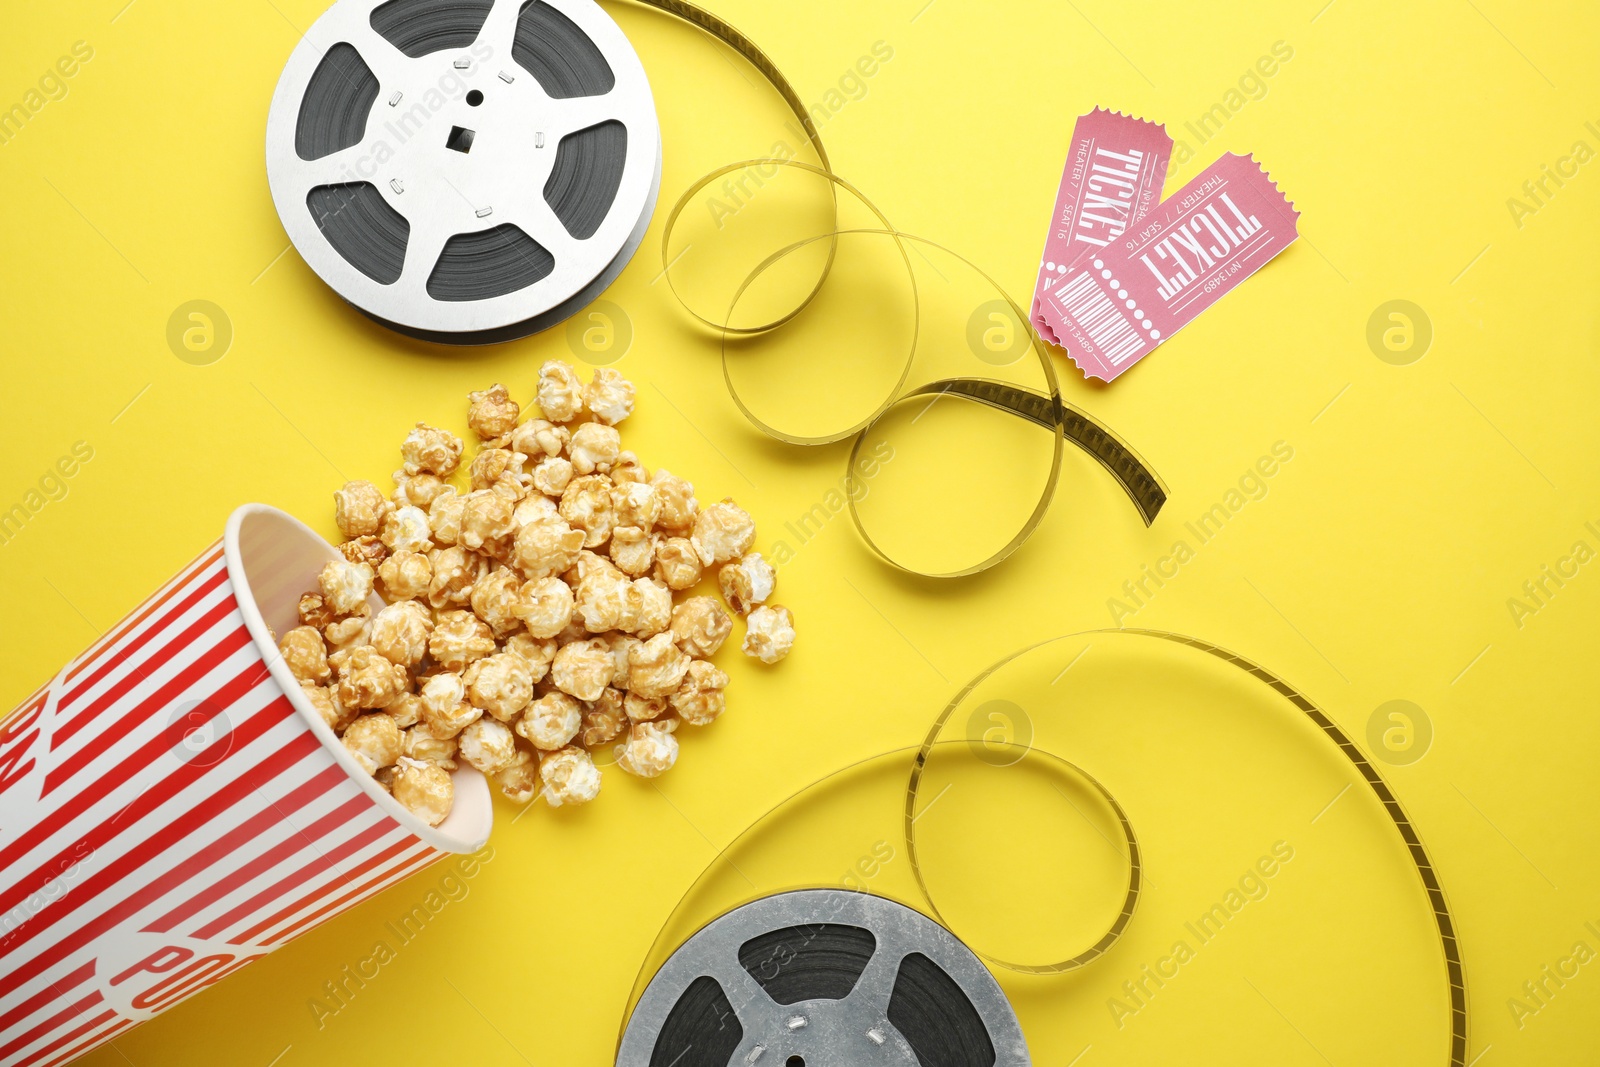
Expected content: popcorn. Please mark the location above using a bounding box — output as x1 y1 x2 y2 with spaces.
559 475 616 548
580 688 627 747
492 749 539 803
628 632 690 698
569 422 621 475
609 525 654 576
467 383 520 439
514 577 575 639
392 757 454 826
692 499 756 565
718 552 775 614
428 610 497 673
427 545 486 610
670 597 732 658
537 360 585 423
335 646 409 710
319 559 374 616
279 626 330 685
672 660 729 726
296 361 792 822
339 535 387 568
511 515 585 579
515 691 582 750
551 638 613 701
651 470 698 535
342 713 402 775
334 480 390 538
615 721 678 778
457 717 518 774
539 746 601 806
369 600 433 668
402 723 458 769
402 423 463 476
653 536 702 590
393 469 448 511
420 672 481 739
584 367 635 425
463 652 534 721
380 506 433 555
743 605 796 664
470 567 524 638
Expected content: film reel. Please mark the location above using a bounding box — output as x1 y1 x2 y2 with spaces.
617 889 1029 1066
265 0 661 343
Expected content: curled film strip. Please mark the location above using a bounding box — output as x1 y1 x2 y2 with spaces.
620 631 1467 1065
266 0 662 343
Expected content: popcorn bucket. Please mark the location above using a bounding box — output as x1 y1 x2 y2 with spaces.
0 504 492 1066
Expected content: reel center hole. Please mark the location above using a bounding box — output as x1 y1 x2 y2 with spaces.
785 1058 804 1067
445 125 475 153
466 88 484 106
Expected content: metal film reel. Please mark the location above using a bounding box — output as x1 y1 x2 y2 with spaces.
265 0 661 344
617 889 1029 1067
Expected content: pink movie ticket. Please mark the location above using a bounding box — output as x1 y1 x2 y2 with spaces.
1040 152 1300 381
1031 109 1172 347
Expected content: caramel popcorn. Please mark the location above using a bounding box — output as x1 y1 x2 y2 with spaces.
464 652 534 721
609 525 654 576
339 535 388 568
559 475 616 548
516 690 582 750
428 609 497 673
393 757 454 826
615 721 678 779
670 597 732 658
381 506 433 555
320 559 374 616
551 638 613 701
580 688 627 747
537 360 584 423
369 600 433 668
393 469 448 511
653 536 702 590
744 605 796 664
342 713 403 775
511 515 585 579
295 361 791 824
335 646 408 710
279 626 330 685
628 632 690 699
402 423 464 476
569 422 621 475
420 672 481 739
493 749 539 803
467 383 520 439
514 577 575 639
334 480 390 538
672 660 729 726
718 552 775 614
692 499 756 565
651 470 698 536
539 746 601 806
458 717 518 774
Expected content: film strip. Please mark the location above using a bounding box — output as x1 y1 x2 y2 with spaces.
621 629 1468 1065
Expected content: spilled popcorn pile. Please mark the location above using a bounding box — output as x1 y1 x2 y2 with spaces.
276 361 794 826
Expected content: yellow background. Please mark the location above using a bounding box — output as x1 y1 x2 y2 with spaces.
1 0 1597 1063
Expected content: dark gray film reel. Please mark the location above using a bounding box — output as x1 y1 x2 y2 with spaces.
617 889 1029 1066
265 0 661 344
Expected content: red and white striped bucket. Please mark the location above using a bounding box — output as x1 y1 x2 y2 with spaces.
0 504 492 1066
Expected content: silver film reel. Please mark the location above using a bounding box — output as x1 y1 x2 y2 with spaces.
265 0 661 344
618 890 1029 1066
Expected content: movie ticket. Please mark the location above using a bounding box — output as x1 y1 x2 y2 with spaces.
1039 152 1299 381
1031 109 1172 348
